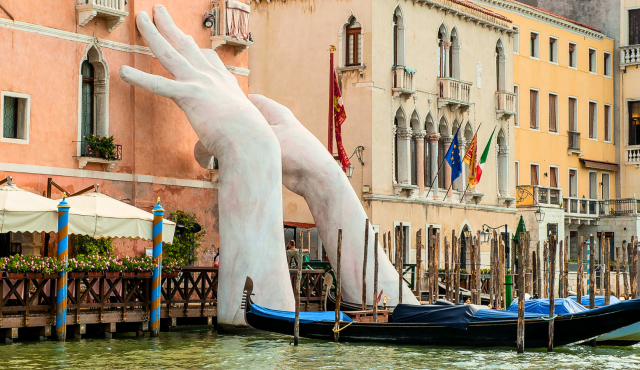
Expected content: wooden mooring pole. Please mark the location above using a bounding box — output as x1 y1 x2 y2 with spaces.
558 239 563 298
445 235 450 302
564 236 569 298
334 229 342 342
616 242 621 298
624 241 630 297
397 224 404 304
517 231 526 353
294 230 303 346
362 219 369 310
543 241 548 298
548 235 557 352
633 236 638 299
373 232 379 323
500 236 505 309
475 233 481 305
470 234 476 304
577 237 584 304
526 235 532 297
589 234 596 347
536 241 542 299
605 237 610 306
416 229 423 301
455 234 461 305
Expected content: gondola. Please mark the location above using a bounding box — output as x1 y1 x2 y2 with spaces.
243 277 640 348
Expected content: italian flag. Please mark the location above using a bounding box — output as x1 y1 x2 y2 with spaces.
463 128 495 189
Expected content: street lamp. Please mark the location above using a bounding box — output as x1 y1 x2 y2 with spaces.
463 229 472 239
345 146 365 179
534 207 544 223
346 165 354 179
481 224 509 244
516 186 545 223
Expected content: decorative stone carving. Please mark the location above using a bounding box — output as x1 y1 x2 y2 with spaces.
426 132 441 143
397 127 413 140
413 130 427 140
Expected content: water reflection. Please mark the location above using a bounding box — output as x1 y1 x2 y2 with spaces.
1 329 639 369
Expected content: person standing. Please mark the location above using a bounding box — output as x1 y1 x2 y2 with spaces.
286 240 298 269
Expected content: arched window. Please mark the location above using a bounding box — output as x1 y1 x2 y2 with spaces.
450 28 460 79
460 226 470 270
438 117 448 189
497 129 509 196
78 43 110 157
496 39 506 91
438 24 448 78
424 114 435 187
345 17 362 66
81 60 94 156
394 108 410 185
394 117 399 183
393 7 405 67
410 111 420 186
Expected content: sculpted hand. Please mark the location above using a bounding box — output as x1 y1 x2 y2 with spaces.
120 6 294 326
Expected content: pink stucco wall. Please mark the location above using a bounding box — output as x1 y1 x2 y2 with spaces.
0 0 247 265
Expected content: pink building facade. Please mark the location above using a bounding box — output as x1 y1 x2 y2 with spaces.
0 0 251 262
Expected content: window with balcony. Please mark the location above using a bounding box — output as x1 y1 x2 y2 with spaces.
569 169 578 197
550 166 559 188
549 37 558 63
450 28 460 79
529 89 539 129
438 25 448 78
588 48 596 73
602 172 610 200
80 60 95 151
530 164 539 186
568 97 579 150
345 17 362 66
530 32 539 58
629 9 640 45
604 52 612 76
628 101 640 146
589 171 598 199
496 39 506 91
589 101 597 139
568 42 577 68
604 104 611 142
1 92 30 144
513 26 519 54
549 93 558 133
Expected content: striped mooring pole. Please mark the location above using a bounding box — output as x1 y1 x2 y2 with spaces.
587 247 591 297
56 195 70 341
150 198 164 337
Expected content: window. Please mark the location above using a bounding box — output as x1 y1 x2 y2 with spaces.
530 164 539 186
81 60 95 153
529 89 539 129
588 48 596 73
438 27 447 78
449 29 460 79
515 161 519 186
530 32 539 58
1 92 30 143
629 9 640 45
394 118 399 183
549 37 558 63
568 97 578 132
604 104 611 142
513 26 519 54
629 101 640 146
77 43 109 157
602 173 610 200
569 169 578 197
411 134 417 185
549 93 558 133
589 171 598 199
345 17 361 66
589 101 597 139
514 85 519 127
550 166 559 188
393 7 405 67
604 52 611 77
496 40 506 91
568 42 577 68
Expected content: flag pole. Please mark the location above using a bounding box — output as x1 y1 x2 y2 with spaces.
442 182 454 202
328 45 336 154
425 135 457 199
458 122 484 203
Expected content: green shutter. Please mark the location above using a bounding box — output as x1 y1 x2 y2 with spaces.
81 61 94 155
3 97 17 139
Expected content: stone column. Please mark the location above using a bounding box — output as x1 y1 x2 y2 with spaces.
397 126 413 185
415 130 427 194
443 136 453 197
443 41 452 78
426 133 440 197
498 145 509 196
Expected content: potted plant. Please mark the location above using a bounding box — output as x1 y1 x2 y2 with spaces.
6 254 28 278
121 256 137 278
162 257 182 278
136 256 153 277
68 257 88 279
84 134 118 160
105 255 124 278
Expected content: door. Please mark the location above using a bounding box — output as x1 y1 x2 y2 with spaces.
589 172 598 199
602 173 610 200
569 170 577 197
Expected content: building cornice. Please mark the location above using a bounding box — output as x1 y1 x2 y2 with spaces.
473 0 605 40
0 18 250 76
363 193 517 214
415 0 516 35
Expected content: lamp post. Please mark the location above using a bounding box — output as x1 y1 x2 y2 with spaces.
346 146 365 179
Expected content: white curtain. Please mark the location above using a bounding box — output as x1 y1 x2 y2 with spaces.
227 0 250 40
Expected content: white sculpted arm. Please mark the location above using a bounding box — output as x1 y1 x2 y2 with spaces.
120 6 294 327
249 95 418 306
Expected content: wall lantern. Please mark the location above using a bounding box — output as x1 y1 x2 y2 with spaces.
203 12 214 28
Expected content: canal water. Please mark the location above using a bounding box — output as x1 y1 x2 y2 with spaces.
1 328 640 369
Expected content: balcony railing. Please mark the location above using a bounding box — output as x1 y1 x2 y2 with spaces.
74 141 122 172
516 185 561 207
495 90 516 119
392 65 416 96
568 131 580 151
626 146 640 165
437 77 472 111
600 198 639 216
210 0 252 54
621 45 640 67
563 196 600 217
76 0 128 32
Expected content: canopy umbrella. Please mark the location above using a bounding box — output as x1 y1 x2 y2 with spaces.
0 181 58 233
65 192 176 243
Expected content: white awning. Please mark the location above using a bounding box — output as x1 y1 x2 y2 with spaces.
0 183 58 233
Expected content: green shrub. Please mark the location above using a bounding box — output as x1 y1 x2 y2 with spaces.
72 235 114 256
166 210 206 265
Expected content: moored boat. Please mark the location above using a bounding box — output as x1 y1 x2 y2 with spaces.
242 277 640 348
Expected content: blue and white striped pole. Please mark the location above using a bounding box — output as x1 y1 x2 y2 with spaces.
56 195 70 341
150 198 164 337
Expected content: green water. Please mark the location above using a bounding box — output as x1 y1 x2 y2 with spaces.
1 329 640 369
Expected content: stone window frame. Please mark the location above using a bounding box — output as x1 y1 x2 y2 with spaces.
588 47 597 74
512 26 519 55
530 31 540 60
568 41 578 69
1 91 31 145
337 10 365 70
548 36 559 64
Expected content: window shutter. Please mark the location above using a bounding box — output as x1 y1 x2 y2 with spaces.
630 9 640 45
530 90 537 129
3 97 17 139
589 102 595 138
549 95 557 132
569 98 576 131
530 165 538 186
550 168 558 188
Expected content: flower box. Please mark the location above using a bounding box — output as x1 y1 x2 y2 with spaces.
43 273 58 279
69 272 87 279
86 272 104 278
26 272 44 278
123 272 135 278
137 272 151 277
162 272 179 278
105 272 121 278
8 272 25 278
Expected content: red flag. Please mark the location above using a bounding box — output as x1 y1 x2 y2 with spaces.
333 71 350 171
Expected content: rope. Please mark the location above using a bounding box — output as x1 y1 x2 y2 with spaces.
541 315 558 321
332 321 354 333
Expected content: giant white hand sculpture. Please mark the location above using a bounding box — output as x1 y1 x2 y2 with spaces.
249 95 419 306
120 6 294 327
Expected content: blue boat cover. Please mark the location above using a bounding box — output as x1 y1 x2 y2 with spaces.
392 304 482 330
470 309 547 322
507 298 587 314
568 295 621 307
250 304 353 324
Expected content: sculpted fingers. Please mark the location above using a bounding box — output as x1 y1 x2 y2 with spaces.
136 11 199 80
249 94 297 126
200 49 241 86
153 5 220 74
120 66 185 99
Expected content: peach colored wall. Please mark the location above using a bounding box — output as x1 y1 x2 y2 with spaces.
0 1 248 264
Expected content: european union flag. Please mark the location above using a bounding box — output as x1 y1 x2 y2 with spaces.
445 126 463 182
